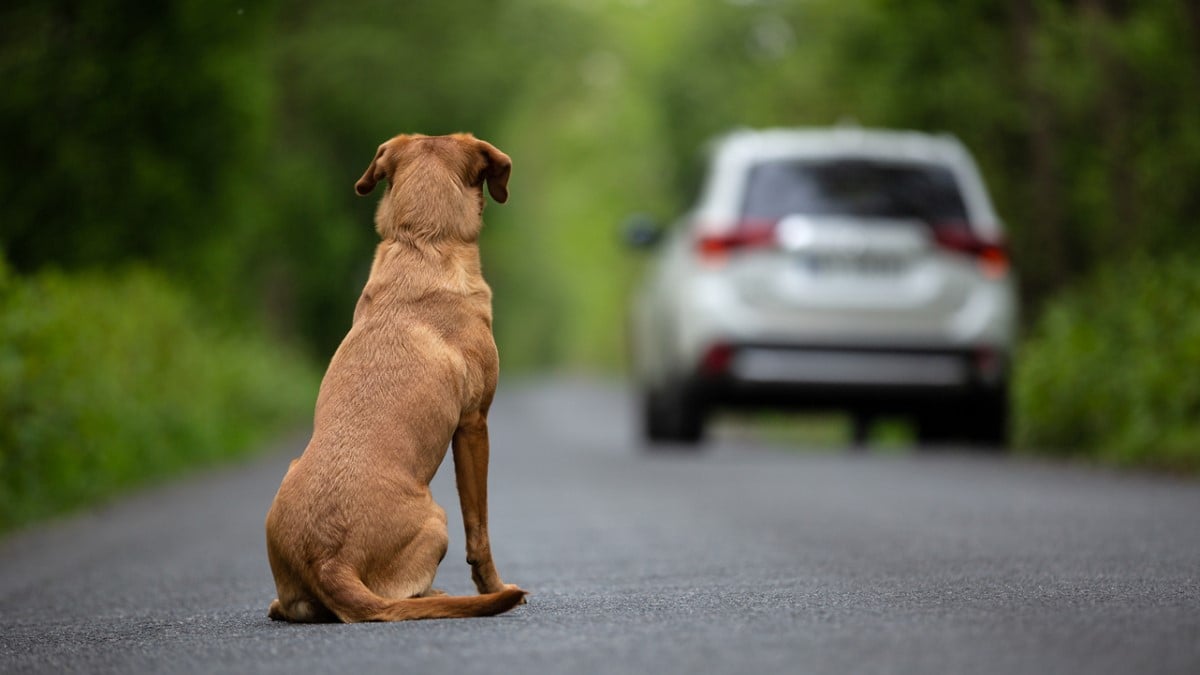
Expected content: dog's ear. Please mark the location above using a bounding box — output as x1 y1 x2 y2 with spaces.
476 139 511 204
355 144 388 196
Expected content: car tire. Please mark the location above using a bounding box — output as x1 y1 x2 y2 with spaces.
915 390 1009 450
642 383 706 446
965 389 1009 450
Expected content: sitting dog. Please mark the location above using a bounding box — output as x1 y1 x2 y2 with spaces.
264 133 525 622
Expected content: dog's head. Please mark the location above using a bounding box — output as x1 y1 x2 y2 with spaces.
354 133 511 241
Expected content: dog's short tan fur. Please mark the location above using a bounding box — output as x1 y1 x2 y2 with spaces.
264 133 525 622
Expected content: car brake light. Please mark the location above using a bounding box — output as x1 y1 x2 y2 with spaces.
695 220 777 260
700 342 735 376
932 225 1009 279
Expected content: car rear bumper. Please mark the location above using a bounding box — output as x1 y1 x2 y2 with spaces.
691 343 1006 413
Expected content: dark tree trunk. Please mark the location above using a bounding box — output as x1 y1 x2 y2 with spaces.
1010 0 1066 303
1080 0 1137 260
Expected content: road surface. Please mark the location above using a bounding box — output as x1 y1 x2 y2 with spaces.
2 377 1198 674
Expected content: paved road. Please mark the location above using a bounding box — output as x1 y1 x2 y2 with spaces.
2 377 1199 674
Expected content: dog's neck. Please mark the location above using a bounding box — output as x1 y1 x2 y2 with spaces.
365 238 490 303
374 163 484 245
353 237 491 333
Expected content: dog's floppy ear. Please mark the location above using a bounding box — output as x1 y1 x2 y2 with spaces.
476 139 512 204
355 144 388 196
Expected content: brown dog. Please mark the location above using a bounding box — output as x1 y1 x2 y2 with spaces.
264 133 525 622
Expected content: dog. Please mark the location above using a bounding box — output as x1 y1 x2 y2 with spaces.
264 133 525 622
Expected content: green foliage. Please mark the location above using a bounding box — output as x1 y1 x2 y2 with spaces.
1015 257 1200 472
0 260 317 531
257 0 586 357
0 0 274 288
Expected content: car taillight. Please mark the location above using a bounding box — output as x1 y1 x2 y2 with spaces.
695 220 777 260
932 225 1009 279
699 342 735 376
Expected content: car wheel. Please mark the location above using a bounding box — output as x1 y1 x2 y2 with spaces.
916 391 1009 450
965 389 1009 450
642 383 706 446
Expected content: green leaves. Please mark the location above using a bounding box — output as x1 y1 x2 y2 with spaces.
0 265 317 531
0 0 273 274
1015 257 1200 472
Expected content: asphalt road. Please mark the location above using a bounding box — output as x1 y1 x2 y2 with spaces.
2 377 1199 674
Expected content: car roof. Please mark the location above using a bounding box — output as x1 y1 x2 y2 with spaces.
713 126 973 163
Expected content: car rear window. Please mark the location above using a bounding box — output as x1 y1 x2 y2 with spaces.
742 158 970 224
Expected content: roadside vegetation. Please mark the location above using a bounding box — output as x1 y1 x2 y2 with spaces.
0 0 1197 529
0 261 316 531
1016 257 1200 472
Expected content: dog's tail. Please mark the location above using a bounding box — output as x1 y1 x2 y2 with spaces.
317 563 526 622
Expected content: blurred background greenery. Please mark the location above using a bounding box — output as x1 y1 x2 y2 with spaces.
2 0 1199 528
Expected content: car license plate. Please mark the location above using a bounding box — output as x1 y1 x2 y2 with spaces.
797 253 907 276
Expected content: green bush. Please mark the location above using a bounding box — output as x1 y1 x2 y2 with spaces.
1015 256 1200 472
0 261 318 531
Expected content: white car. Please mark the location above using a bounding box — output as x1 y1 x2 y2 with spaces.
626 127 1016 447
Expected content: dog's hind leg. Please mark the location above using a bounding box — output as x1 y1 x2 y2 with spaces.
405 511 451 599
268 594 337 623
370 505 450 601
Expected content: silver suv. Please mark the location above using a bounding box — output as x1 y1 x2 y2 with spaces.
626 127 1016 447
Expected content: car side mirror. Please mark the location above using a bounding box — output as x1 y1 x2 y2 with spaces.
622 214 662 249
